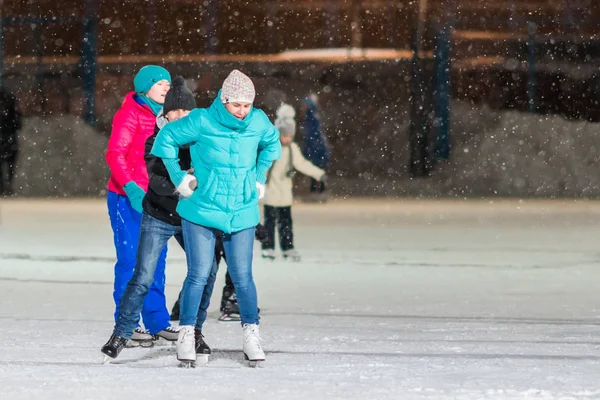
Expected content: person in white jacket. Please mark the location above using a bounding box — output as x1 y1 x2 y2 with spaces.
261 103 326 261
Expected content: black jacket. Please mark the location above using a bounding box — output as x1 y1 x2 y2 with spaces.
0 89 22 159
143 122 190 226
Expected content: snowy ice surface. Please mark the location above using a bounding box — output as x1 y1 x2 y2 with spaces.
0 198 599 400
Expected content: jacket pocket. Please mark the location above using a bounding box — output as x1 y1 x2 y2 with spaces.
199 169 217 199
243 171 257 204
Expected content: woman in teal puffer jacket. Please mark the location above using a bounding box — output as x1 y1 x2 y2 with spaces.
151 70 281 367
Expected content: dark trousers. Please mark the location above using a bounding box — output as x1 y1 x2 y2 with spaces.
0 151 18 195
262 205 294 251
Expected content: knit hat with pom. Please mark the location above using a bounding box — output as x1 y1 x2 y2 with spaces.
274 103 296 136
162 76 196 115
220 69 256 104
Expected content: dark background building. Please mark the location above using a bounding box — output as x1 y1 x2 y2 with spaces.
2 0 600 197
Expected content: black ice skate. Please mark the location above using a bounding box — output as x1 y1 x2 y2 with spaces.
101 333 127 363
170 299 180 321
195 329 211 365
219 287 241 322
218 311 241 322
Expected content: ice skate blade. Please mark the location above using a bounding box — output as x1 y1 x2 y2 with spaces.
153 337 174 346
244 353 265 368
178 360 196 369
196 354 209 365
247 360 263 368
102 355 113 364
126 339 154 348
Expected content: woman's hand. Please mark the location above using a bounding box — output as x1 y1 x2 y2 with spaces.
256 182 265 200
177 174 197 198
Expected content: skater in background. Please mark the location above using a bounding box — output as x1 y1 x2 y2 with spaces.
261 103 326 261
102 76 217 362
170 223 269 322
152 69 281 367
0 87 22 196
302 93 330 202
105 65 171 347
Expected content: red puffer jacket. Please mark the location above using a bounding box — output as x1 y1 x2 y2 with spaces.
106 92 156 195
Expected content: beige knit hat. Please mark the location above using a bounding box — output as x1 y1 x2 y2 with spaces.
220 69 256 104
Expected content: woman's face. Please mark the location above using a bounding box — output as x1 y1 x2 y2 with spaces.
225 101 252 120
146 80 171 104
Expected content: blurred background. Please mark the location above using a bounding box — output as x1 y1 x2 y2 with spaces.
1 0 599 198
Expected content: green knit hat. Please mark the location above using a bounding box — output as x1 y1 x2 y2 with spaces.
134 65 171 94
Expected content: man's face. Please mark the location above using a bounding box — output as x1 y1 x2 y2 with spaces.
165 109 190 122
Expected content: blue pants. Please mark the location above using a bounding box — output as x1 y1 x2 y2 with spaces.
180 220 259 326
114 213 218 338
107 191 169 333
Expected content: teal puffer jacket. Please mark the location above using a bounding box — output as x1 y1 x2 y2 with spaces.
151 93 281 233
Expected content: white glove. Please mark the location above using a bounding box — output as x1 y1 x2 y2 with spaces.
177 174 197 198
256 182 266 200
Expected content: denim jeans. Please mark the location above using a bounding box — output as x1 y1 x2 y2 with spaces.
181 220 259 326
114 213 218 338
107 192 168 327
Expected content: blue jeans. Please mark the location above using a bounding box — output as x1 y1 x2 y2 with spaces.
114 213 218 338
181 220 259 326
107 191 169 330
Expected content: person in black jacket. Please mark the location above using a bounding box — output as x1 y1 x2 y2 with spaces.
0 87 22 196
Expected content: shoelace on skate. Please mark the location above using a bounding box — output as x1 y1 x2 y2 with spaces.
181 327 194 344
243 326 262 347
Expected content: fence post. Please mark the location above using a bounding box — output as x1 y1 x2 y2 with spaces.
325 0 339 47
204 0 218 55
0 15 4 89
82 0 98 126
409 0 429 177
527 21 537 113
434 21 451 161
146 0 156 54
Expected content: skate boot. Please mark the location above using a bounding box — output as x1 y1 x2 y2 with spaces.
242 323 265 367
261 249 276 260
282 249 301 262
219 291 241 322
101 333 127 363
154 326 180 342
170 299 180 321
127 327 154 348
176 325 196 368
195 329 211 365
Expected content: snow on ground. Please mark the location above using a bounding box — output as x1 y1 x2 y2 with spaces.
0 198 599 400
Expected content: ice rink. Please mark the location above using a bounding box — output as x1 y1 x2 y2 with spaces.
0 198 599 400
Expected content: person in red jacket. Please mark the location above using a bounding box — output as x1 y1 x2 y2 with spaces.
105 65 171 347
